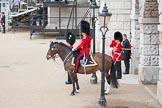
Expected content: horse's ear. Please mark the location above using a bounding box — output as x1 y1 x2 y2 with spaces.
50 41 54 44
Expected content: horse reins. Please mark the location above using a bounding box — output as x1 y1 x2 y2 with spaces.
63 51 73 64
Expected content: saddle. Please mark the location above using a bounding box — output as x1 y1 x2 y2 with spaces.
71 55 97 67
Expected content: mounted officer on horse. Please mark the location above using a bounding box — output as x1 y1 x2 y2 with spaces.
46 20 118 96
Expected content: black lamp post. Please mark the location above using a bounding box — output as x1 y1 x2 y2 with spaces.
98 3 112 107
89 0 99 83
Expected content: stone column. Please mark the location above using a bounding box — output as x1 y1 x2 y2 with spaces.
157 0 162 105
130 0 140 74
138 0 159 84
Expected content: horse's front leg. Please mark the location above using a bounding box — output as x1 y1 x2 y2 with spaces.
69 71 76 96
75 75 80 93
71 81 76 95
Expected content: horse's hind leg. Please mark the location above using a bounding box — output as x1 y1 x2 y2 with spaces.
105 72 111 95
105 72 110 84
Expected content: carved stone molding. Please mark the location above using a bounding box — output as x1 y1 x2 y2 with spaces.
151 56 159 66
140 55 151 65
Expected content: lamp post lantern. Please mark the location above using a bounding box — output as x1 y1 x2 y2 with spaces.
89 0 99 84
98 3 112 107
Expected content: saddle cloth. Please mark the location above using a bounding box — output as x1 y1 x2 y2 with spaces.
71 55 97 67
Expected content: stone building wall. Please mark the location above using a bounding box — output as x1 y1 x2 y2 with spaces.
138 0 159 84
157 0 162 105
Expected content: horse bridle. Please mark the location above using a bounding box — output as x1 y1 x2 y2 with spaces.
50 43 73 64
49 43 59 60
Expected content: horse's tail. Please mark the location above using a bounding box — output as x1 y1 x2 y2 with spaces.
110 60 119 88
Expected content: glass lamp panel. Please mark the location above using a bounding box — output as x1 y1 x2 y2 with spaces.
98 15 111 27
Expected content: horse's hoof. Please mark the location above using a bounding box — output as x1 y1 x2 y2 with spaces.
105 93 109 95
75 90 79 93
70 92 75 96
77 87 80 90
105 91 110 95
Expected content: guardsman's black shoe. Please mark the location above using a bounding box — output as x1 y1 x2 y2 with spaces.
65 81 72 84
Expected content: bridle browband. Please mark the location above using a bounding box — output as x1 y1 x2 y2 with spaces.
49 42 72 64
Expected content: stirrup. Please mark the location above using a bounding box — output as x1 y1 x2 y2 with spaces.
72 70 77 74
72 70 75 74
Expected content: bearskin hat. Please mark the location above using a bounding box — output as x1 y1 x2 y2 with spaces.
80 20 90 35
66 32 76 46
114 31 123 42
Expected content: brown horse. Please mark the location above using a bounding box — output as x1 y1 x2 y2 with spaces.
46 41 118 95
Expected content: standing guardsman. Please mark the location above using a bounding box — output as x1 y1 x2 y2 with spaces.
112 31 123 79
72 20 92 74
1 12 6 33
66 32 76 49
65 32 76 84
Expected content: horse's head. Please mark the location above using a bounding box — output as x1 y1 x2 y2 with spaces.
46 41 58 60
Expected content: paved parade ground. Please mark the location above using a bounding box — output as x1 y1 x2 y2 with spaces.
0 30 161 108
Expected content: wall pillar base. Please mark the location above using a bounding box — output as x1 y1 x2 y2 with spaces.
131 57 139 75
138 64 159 84
157 81 162 105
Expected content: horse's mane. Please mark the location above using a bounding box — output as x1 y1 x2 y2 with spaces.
58 42 71 50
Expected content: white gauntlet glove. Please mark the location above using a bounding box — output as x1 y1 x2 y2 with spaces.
72 48 76 51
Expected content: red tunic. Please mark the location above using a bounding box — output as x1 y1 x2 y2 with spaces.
110 40 117 56
76 35 91 57
110 40 116 48
112 42 122 61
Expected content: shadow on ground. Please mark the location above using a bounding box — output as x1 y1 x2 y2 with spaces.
87 99 160 108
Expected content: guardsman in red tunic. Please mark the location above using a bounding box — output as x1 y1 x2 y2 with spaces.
72 20 91 74
113 41 122 61
112 31 123 79
110 39 117 57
